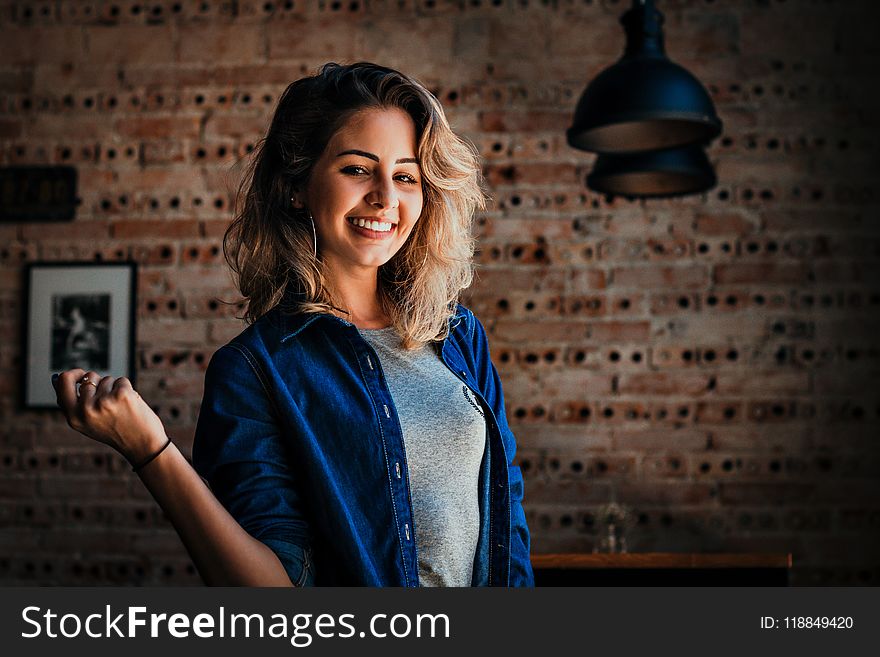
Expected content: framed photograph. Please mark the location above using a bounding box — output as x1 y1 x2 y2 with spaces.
22 261 137 409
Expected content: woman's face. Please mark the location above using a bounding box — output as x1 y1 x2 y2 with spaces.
297 106 424 274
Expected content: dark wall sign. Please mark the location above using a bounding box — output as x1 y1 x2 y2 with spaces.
0 166 78 222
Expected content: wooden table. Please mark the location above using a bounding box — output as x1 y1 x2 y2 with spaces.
531 553 793 586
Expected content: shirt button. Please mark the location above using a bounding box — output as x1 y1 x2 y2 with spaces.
405 524 411 541
395 462 401 479
460 370 467 378
383 404 390 418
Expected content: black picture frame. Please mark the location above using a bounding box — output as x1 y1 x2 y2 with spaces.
22 261 137 410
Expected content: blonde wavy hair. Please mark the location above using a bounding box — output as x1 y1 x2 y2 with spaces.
223 62 488 350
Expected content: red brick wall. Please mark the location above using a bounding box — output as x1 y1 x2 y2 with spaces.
1 0 878 585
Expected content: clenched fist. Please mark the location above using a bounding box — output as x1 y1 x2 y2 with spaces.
51 369 168 466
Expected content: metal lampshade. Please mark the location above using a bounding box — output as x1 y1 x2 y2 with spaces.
586 144 717 198
567 0 723 155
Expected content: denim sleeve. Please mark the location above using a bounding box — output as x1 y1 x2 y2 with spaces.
191 343 313 586
467 310 536 587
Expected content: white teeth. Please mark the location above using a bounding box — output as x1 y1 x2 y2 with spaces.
349 217 393 232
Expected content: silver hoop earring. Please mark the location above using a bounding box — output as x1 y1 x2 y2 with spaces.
308 211 318 259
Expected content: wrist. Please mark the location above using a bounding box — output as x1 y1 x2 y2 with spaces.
121 431 170 467
130 436 173 473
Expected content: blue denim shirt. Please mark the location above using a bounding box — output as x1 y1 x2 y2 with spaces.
191 298 534 587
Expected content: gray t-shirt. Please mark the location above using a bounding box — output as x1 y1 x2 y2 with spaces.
360 326 487 587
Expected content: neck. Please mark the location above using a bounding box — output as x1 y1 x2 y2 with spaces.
323 258 389 328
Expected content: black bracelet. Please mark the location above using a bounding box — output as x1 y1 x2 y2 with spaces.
131 436 172 473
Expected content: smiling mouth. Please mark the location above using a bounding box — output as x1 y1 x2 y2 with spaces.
346 216 397 239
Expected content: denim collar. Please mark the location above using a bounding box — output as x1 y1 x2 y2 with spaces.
275 294 467 343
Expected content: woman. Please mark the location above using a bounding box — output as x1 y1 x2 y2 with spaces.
51 62 534 587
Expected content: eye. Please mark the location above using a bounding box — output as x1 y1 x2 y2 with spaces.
341 165 420 185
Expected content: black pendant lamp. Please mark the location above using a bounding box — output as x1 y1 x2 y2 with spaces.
567 0 722 154
586 144 716 198
566 0 723 198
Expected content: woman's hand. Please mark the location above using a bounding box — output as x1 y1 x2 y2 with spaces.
51 369 168 465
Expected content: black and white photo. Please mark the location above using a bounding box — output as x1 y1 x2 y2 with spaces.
23 262 136 409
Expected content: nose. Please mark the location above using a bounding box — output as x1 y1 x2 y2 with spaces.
365 174 399 210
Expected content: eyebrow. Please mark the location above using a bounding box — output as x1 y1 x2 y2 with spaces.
336 149 418 165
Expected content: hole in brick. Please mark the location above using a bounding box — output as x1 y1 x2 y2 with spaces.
700 462 710 473
677 406 689 418
723 407 736 419
602 407 613 418
579 407 591 419
609 351 620 362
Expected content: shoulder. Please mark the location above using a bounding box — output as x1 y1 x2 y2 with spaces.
448 302 490 347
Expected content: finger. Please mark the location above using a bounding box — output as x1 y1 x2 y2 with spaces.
55 368 87 411
111 377 140 400
77 370 101 405
95 375 115 399
111 376 133 392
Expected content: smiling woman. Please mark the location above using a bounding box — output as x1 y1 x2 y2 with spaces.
51 62 534 588
225 62 489 345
